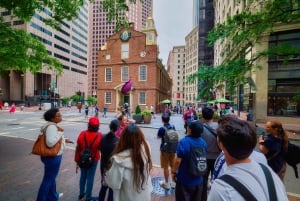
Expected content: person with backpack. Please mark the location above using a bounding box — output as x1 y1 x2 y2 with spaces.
171 120 207 201
258 120 289 181
98 119 120 201
200 107 220 201
208 116 288 201
75 117 102 201
157 113 178 190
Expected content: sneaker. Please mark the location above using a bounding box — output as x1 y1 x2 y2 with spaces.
58 193 63 198
159 181 170 190
78 194 85 201
171 182 176 189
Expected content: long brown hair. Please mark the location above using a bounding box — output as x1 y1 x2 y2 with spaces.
269 120 289 152
112 124 152 192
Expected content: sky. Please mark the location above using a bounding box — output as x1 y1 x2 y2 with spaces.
153 0 193 65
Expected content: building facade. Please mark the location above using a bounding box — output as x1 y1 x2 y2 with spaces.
88 0 153 97
213 0 300 122
97 19 171 113
185 26 199 106
0 1 89 105
167 46 186 107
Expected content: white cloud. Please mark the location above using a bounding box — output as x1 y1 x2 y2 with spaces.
153 0 193 65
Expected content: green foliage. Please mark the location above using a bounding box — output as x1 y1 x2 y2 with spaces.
142 109 151 116
0 18 62 74
0 0 86 74
70 94 81 104
191 0 300 99
61 97 71 106
134 105 142 115
87 95 97 106
101 0 139 31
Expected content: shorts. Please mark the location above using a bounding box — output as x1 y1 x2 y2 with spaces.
160 151 175 169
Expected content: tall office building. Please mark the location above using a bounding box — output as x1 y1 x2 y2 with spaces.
193 0 199 28
88 0 153 97
0 1 89 105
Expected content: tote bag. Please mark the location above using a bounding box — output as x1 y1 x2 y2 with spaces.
32 124 62 157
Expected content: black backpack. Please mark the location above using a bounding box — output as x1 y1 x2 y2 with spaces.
78 133 98 168
284 141 300 178
161 126 179 153
188 141 207 177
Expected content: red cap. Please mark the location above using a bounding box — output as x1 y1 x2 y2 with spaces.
89 117 100 126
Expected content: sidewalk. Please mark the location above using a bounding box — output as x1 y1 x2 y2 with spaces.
0 136 299 201
0 107 300 200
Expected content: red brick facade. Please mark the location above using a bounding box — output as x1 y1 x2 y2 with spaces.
97 26 172 113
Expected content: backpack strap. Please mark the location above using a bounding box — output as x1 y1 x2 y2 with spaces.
218 175 257 201
259 163 278 201
83 132 98 159
203 124 217 138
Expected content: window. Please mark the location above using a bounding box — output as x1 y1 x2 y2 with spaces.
139 65 147 81
139 92 146 105
105 92 112 104
121 66 129 82
121 44 129 59
105 67 112 82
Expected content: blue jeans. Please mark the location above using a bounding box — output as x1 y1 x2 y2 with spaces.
36 155 62 201
79 161 98 200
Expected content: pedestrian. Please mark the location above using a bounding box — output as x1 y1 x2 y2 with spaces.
103 105 107 118
115 114 135 138
9 103 16 114
84 105 89 119
200 107 221 201
258 120 289 181
98 119 120 201
211 149 267 182
106 124 153 201
78 102 82 113
36 108 73 201
150 105 155 119
208 116 288 201
94 105 99 117
4 101 8 110
157 113 177 190
172 120 207 201
75 117 102 201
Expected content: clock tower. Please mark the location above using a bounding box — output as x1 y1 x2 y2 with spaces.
142 16 157 45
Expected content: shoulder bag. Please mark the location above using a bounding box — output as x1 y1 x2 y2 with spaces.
32 123 62 157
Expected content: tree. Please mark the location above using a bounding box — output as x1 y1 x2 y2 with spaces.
101 0 138 31
188 0 300 98
0 0 86 74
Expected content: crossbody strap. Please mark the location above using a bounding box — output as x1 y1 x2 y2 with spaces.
83 132 98 158
219 175 257 201
203 124 217 137
259 163 278 201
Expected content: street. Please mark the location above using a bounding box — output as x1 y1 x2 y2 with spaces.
0 109 299 198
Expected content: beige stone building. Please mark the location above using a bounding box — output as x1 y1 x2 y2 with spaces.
167 46 186 107
213 0 300 123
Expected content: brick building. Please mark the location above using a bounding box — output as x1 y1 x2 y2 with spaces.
97 19 172 113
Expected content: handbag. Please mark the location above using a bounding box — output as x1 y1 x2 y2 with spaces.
32 124 62 157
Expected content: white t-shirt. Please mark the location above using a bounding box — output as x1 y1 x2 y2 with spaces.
208 160 288 201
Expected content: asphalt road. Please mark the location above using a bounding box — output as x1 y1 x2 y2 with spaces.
0 109 299 197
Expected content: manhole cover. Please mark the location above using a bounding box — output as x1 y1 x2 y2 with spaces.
151 176 175 196
7 123 20 126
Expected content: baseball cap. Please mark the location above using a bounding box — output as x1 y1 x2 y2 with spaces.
89 117 100 126
187 120 203 137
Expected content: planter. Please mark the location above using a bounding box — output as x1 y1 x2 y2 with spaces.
132 114 143 124
143 115 152 124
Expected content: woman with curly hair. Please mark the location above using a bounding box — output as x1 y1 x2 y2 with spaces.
258 120 289 181
106 123 153 201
